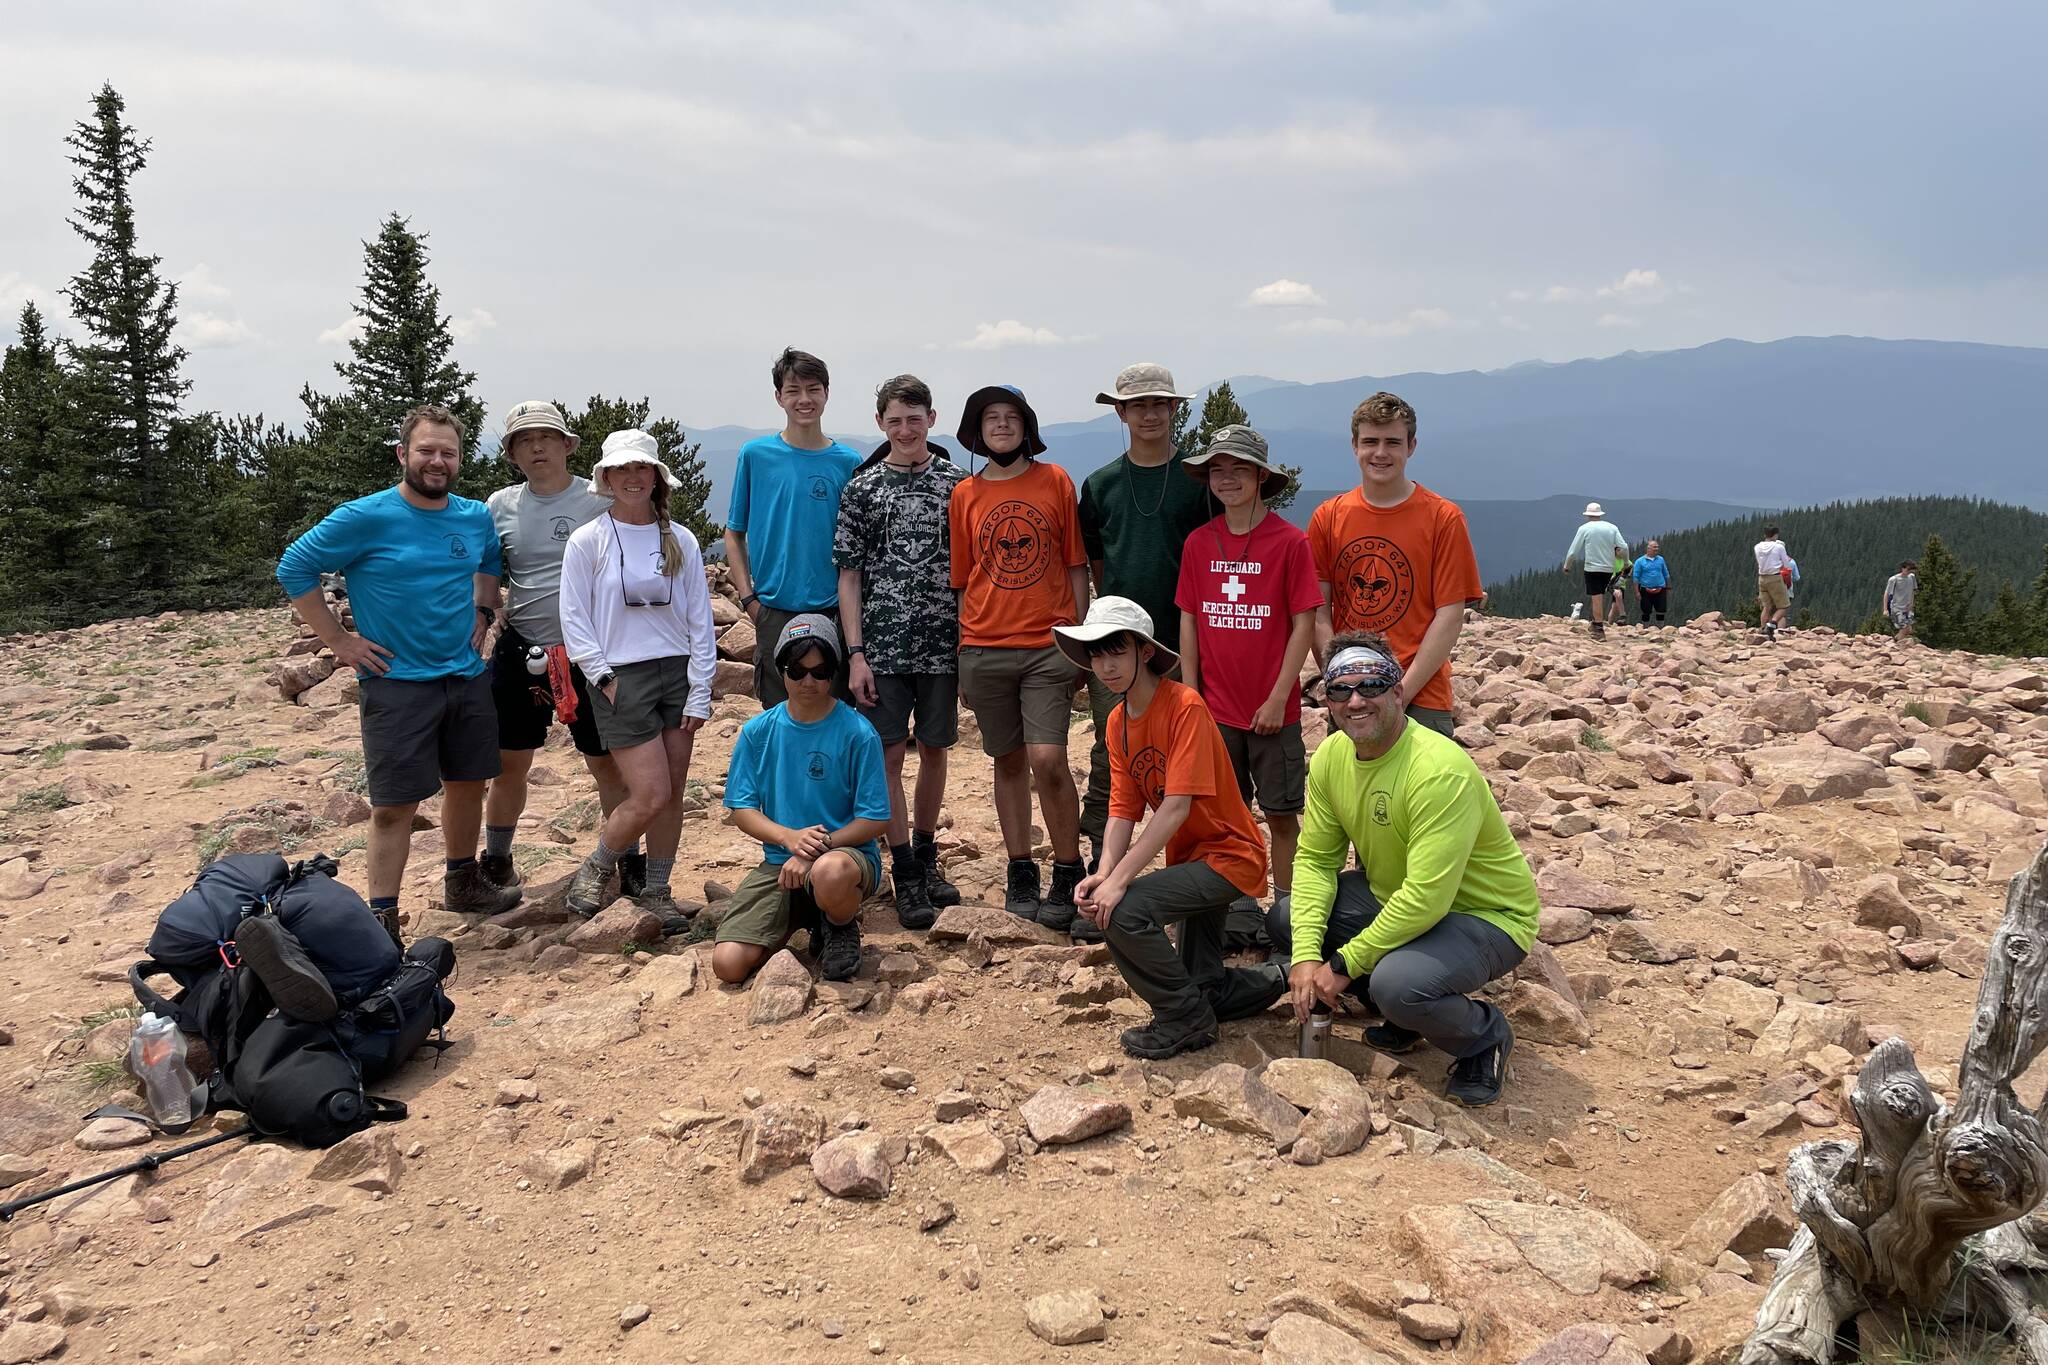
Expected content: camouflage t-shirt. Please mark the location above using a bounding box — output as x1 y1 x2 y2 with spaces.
833 449 969 675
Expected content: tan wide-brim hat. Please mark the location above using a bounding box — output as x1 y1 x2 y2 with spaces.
1052 595 1178 676
1183 423 1289 500
501 400 581 452
1096 362 1192 406
588 429 682 498
1583 502 1605 518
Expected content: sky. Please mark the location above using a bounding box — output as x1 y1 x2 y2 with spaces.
2 0 2043 433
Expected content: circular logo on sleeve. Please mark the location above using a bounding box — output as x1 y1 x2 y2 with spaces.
977 500 1056 590
1331 536 1413 631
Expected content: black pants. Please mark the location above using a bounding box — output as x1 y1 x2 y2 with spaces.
1102 862 1283 1024
1638 587 1668 621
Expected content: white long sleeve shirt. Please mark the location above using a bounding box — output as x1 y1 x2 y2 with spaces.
1753 539 1790 575
559 513 717 718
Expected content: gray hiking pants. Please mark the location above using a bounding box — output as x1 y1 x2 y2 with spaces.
1267 870 1524 1059
1103 861 1282 1025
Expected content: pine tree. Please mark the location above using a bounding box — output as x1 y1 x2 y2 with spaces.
558 395 720 546
61 83 193 618
299 214 489 516
1914 533 1979 650
2028 544 2048 651
1979 581 2041 657
0 303 77 631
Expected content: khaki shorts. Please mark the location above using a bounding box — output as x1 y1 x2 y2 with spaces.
1219 722 1306 815
714 853 881 948
957 644 1078 756
1758 574 1791 612
591 656 692 750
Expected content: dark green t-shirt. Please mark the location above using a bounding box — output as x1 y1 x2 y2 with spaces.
1078 450 1214 652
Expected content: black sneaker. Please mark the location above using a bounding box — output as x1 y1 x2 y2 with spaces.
1005 859 1042 920
446 862 521 916
1118 1006 1220 1060
1038 858 1087 933
1446 1028 1514 1108
894 864 937 931
1365 1021 1423 1053
234 915 338 1022
563 854 611 918
1590 620 1606 638
819 914 862 982
478 851 521 889
916 841 961 908
617 851 648 900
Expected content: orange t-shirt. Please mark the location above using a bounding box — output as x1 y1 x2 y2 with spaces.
1108 679 1268 898
1306 483 1481 713
948 461 1087 649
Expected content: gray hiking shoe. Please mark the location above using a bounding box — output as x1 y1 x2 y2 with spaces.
634 889 694 937
446 861 521 916
234 914 338 1022
563 854 611 919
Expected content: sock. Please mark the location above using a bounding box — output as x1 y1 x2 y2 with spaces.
446 856 477 871
643 856 674 893
912 829 937 854
590 840 621 872
370 895 399 915
485 824 516 858
622 838 641 857
890 841 916 874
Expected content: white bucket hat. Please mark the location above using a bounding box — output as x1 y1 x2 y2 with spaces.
1052 595 1179 675
1096 362 1192 407
588 429 682 498
1582 502 1605 518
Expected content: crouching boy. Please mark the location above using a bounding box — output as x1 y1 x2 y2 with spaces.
713 616 891 985
1059 598 1285 1059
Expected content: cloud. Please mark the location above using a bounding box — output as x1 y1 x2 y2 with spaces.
0 272 60 321
449 307 496 342
957 319 1080 350
1541 284 1580 304
1597 267 1670 304
1245 278 1328 309
1281 307 1455 338
1595 312 1639 328
174 262 233 302
1497 313 1532 332
177 311 258 348
318 314 366 346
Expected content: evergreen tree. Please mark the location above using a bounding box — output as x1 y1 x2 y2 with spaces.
0 303 76 631
60 82 193 618
1914 533 1979 650
557 395 721 546
299 214 490 516
1979 581 2042 657
2029 544 2048 649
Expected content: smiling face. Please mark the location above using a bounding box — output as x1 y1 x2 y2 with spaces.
1205 453 1263 512
777 375 828 428
1332 677 1404 753
397 420 462 498
1116 395 1178 445
1352 420 1413 495
980 401 1024 457
877 399 934 458
608 460 660 513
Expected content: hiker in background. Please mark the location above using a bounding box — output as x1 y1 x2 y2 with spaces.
713 616 891 985
1307 391 1482 738
1753 523 1792 641
276 403 519 937
948 385 1093 932
1632 539 1671 626
1056 599 1286 1059
1269 631 1538 1108
479 402 635 896
1885 560 1917 641
1175 425 1319 950
557 431 718 930
1562 502 1628 639
1607 543 1631 626
724 348 861 708
1078 364 1212 878
833 375 968 931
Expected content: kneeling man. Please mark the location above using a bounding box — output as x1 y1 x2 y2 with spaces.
1060 598 1285 1059
713 616 890 985
1268 631 1537 1106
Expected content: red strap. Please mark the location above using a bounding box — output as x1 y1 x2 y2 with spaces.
548 646 579 724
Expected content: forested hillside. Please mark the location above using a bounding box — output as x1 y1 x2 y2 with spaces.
1482 496 2048 634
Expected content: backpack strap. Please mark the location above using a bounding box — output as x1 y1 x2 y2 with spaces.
365 1095 408 1123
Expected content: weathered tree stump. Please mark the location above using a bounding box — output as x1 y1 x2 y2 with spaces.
1744 841 2048 1365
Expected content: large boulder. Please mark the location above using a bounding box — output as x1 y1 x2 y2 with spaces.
1744 744 1889 806
1679 1172 1797 1261
738 1102 824 1182
747 949 814 1025
1536 862 1634 914
809 1132 893 1200
1019 1086 1130 1146
1747 691 1821 734
1173 1063 1302 1145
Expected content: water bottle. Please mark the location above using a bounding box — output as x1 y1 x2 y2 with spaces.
1299 1003 1332 1060
129 1012 197 1127
524 646 548 676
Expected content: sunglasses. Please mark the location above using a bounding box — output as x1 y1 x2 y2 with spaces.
1325 680 1396 702
781 661 835 682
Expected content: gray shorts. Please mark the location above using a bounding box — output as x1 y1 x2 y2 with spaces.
958 645 1078 756
592 656 693 750
1219 722 1306 815
359 673 501 807
1405 706 1455 739
861 672 959 749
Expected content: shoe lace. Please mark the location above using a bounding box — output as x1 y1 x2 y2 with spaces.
1451 1046 1498 1085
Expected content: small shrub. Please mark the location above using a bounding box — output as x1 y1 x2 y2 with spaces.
11 785 76 815
1902 701 1932 725
1580 726 1612 752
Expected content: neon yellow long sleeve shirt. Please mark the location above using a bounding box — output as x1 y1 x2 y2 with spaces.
1290 721 1539 978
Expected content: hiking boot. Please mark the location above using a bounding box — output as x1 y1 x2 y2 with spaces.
1365 1020 1424 1054
1039 858 1086 934
1066 909 1104 944
1119 1005 1220 1060
894 867 937 931
1004 859 1042 920
446 861 521 917
1590 620 1605 638
563 854 611 919
234 914 338 1022
373 904 404 950
635 889 694 938
818 914 863 983
616 851 648 900
1763 621 1778 642
1446 1027 1515 1108
478 851 521 889
916 841 961 908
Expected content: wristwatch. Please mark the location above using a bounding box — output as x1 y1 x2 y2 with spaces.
592 671 616 692
847 644 865 656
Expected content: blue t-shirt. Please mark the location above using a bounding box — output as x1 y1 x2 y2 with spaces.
1632 555 1669 589
724 701 891 875
727 434 861 611
276 486 503 681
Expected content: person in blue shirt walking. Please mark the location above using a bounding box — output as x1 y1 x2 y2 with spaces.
722 348 862 709
1632 539 1672 626
714 614 892 985
276 404 520 936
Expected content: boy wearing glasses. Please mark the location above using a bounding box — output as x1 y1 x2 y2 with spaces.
1269 630 1538 1107
713 615 891 985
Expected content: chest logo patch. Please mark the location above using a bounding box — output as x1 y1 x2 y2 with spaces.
1332 536 1414 631
806 752 828 781
1130 745 1168 809
977 500 1055 590
550 516 574 542
809 476 831 501
445 534 469 559
1372 791 1391 826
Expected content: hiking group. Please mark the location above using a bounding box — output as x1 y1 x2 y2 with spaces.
274 351 1535 1108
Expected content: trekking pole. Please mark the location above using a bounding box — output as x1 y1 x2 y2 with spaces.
0 1124 256 1222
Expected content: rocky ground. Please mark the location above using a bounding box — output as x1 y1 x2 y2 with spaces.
1 597 2046 1365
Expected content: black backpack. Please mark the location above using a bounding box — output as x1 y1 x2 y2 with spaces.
149 854 400 1004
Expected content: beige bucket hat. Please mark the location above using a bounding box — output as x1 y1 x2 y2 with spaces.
1096 362 1192 406
501 400 580 451
1052 595 1179 675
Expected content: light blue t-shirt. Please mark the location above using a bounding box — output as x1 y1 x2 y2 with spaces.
276 486 502 680
725 702 892 876
1632 554 1670 589
727 434 861 611
1565 519 1628 571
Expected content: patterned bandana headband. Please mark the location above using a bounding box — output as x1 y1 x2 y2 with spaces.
1325 645 1404 691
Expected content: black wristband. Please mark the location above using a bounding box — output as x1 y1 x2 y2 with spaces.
741 592 759 607
847 644 865 655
